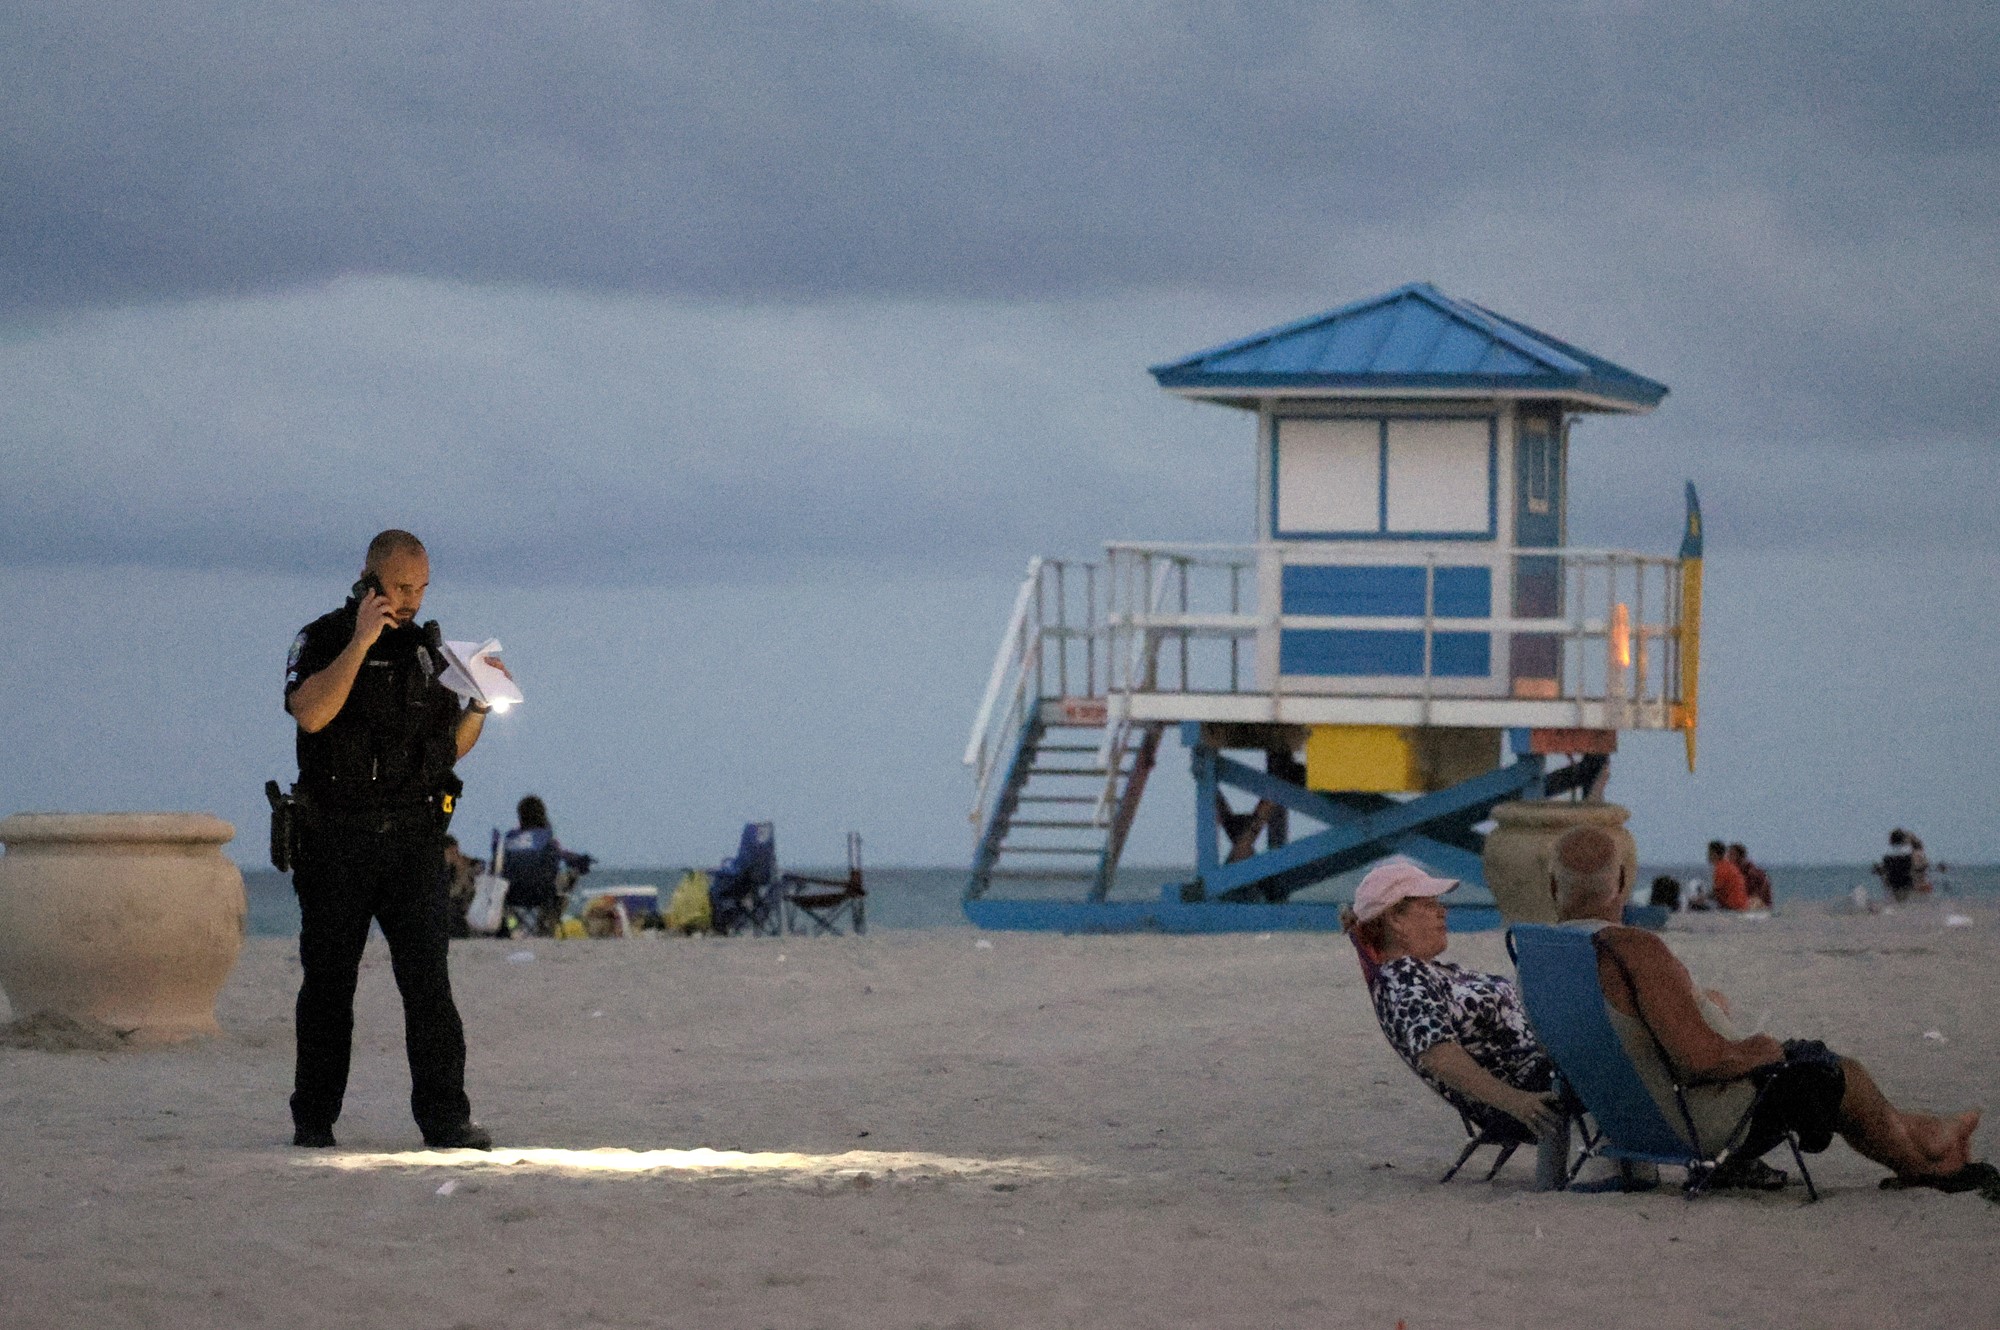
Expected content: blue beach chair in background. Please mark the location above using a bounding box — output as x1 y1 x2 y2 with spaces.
498 836 562 933
1509 923 1817 1200
708 822 782 936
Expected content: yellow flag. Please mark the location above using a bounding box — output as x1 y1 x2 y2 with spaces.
1677 484 1703 773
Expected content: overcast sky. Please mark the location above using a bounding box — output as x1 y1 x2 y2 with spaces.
3 1 1996 874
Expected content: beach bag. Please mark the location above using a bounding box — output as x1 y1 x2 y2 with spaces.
464 828 510 936
664 869 713 934
466 871 509 935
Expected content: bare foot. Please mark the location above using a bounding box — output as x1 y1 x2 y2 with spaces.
1905 1109 1981 1177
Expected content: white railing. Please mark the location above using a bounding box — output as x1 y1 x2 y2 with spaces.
964 558 1044 831
965 541 1692 831
963 556 1125 838
1103 543 1260 699
1100 541 1689 728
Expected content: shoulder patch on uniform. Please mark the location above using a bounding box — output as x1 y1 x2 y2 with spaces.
285 630 308 683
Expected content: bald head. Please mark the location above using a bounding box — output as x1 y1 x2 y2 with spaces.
359 530 431 626
1550 825 1627 921
364 529 426 571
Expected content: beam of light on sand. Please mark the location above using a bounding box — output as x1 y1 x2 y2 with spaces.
297 1145 1094 1182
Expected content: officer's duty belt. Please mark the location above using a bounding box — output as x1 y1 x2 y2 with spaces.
299 791 445 836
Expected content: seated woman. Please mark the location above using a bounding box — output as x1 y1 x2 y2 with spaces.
1344 858 1563 1143
500 795 594 936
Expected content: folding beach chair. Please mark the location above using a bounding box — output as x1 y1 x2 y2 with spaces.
1348 930 1547 1184
1509 923 1817 1200
707 822 782 936
500 837 562 934
779 831 866 936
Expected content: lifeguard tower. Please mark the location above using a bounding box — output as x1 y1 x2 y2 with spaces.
962 283 1703 931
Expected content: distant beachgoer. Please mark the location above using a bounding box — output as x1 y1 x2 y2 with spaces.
1910 836 1934 895
442 836 483 939
1707 840 1749 911
1648 875 1683 911
500 795 594 936
1875 830 1915 904
1728 844 1772 911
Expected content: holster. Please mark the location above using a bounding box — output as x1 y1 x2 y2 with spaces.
436 772 463 834
264 779 299 872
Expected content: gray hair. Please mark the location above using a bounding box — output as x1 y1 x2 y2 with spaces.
1551 825 1625 915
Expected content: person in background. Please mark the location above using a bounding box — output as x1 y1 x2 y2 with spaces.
500 795 594 936
1648 875 1683 911
442 836 483 939
1875 829 1916 904
1909 836 1934 895
1728 843 1773 911
1707 839 1748 911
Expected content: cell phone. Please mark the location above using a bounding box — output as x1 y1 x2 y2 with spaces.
351 571 385 601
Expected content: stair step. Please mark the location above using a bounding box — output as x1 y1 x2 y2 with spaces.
1029 765 1112 776
1038 743 1103 753
1016 795 1099 804
1008 819 1105 830
998 845 1104 856
983 869 1098 882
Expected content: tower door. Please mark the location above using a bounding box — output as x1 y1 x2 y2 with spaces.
1511 407 1564 696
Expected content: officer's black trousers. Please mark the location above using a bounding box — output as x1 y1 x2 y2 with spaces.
290 813 471 1137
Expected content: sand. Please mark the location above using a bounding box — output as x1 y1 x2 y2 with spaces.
2 906 1995 1329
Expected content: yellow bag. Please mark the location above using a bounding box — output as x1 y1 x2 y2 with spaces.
664 869 712 934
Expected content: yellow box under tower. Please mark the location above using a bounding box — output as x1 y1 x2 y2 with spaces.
1305 725 1500 794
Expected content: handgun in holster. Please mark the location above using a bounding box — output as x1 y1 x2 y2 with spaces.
265 780 299 872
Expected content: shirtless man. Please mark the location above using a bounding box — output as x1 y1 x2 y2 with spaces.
1551 826 1985 1188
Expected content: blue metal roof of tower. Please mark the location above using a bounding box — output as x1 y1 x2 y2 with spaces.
1149 283 1668 413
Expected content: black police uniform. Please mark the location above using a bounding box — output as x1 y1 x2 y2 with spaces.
283 598 474 1141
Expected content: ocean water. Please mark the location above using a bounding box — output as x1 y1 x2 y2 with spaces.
239 862 2000 938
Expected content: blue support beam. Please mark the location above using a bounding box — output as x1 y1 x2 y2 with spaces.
1202 755 1483 881
1191 746 1546 903
1192 742 1223 880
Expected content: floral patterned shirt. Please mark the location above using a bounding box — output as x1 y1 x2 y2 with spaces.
1370 955 1555 1133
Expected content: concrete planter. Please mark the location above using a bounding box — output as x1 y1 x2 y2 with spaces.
0 813 245 1044
1482 801 1637 925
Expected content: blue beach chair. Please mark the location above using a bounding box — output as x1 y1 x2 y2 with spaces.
1509 923 1817 1200
708 822 782 936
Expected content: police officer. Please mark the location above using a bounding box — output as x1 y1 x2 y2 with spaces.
283 529 496 1150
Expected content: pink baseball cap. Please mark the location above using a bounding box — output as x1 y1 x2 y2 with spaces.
1352 857 1459 923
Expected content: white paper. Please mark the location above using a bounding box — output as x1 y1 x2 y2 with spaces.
437 638 524 710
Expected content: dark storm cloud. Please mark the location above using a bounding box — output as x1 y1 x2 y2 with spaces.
3 1 1994 312
3 1 1997 583
0 281 1254 584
